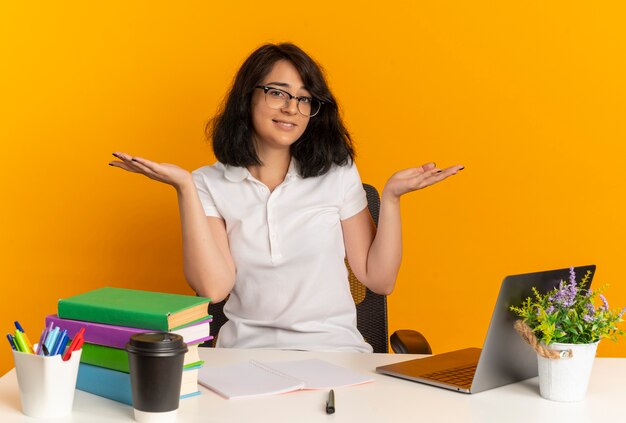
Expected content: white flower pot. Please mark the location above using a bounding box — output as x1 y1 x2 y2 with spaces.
537 341 599 402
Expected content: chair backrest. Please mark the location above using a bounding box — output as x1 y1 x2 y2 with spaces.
205 183 389 353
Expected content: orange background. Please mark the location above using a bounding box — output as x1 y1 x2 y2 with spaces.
2 2 625 374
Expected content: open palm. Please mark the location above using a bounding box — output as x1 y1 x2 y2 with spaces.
384 162 464 198
109 152 192 189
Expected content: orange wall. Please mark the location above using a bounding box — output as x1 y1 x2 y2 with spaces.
2 2 625 374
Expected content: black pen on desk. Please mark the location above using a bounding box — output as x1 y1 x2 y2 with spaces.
326 389 335 414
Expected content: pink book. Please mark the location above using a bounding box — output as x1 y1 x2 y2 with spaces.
45 314 212 349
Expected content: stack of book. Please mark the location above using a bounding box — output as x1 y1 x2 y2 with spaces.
50 287 212 405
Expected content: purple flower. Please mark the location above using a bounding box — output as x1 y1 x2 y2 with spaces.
567 269 578 301
546 305 555 314
586 302 596 316
569 267 576 285
599 294 609 312
583 314 594 323
619 306 626 319
549 280 577 308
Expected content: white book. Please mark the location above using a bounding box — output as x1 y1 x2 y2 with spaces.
198 358 374 399
184 343 202 366
172 319 212 344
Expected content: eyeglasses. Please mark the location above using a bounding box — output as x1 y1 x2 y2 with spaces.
255 85 323 117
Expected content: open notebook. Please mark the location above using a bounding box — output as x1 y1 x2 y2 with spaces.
199 358 374 399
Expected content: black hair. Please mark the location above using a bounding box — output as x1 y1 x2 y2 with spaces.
207 43 354 178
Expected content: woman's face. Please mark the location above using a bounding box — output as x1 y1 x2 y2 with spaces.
250 60 311 152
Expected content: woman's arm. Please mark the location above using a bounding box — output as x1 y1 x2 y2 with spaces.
176 181 236 302
342 162 463 295
109 153 236 302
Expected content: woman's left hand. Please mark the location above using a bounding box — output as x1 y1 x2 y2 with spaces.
383 162 464 201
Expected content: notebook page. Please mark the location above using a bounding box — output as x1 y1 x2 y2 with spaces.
198 361 305 399
261 358 374 390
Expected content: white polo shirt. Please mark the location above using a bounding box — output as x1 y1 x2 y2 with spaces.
192 159 372 352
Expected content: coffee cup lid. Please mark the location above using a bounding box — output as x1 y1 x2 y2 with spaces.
126 332 188 355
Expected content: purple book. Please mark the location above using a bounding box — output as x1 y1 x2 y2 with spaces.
45 314 212 349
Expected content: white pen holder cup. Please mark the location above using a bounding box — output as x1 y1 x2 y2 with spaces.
12 347 82 418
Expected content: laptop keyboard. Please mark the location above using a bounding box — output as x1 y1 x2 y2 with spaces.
421 364 477 389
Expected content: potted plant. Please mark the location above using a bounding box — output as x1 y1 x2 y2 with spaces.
510 267 625 401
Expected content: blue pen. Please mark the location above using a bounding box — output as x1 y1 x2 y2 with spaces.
52 330 68 356
6 334 17 351
14 321 25 333
44 327 60 353
56 331 69 356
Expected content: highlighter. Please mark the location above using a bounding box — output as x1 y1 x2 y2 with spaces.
14 330 31 354
14 321 34 353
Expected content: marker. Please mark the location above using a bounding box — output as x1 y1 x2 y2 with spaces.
14 321 34 353
6 334 17 351
326 389 335 414
13 330 30 353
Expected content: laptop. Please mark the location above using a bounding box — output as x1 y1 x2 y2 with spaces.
376 265 596 394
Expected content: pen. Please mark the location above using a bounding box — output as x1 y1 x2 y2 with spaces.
14 321 25 333
44 327 60 353
63 327 85 361
6 334 17 351
75 337 84 351
35 327 47 355
326 389 335 414
52 330 68 356
38 321 53 355
62 337 83 361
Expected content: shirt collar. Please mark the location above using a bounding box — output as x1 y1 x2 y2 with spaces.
223 164 249 182
285 158 300 181
223 158 301 183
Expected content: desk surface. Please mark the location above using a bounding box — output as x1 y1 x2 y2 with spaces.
1 348 624 422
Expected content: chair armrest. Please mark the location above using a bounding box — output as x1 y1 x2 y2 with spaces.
390 330 433 354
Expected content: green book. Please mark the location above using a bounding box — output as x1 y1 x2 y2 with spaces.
81 342 204 373
82 343 130 373
58 287 211 331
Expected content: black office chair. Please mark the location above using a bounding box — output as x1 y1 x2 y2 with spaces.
203 184 432 355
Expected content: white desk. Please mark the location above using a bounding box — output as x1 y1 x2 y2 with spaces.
0 348 624 422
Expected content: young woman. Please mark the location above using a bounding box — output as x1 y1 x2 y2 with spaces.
109 43 463 352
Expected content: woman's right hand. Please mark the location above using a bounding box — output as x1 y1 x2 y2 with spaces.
109 152 193 190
